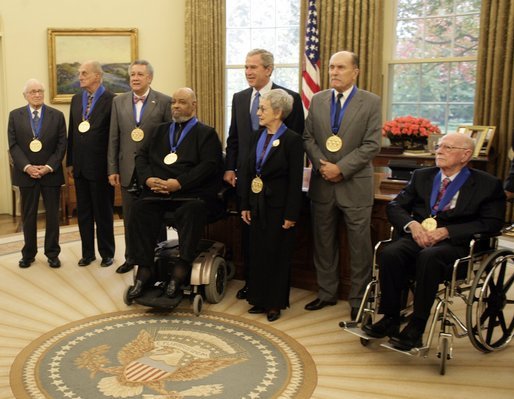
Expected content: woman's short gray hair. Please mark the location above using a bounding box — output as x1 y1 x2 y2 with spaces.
261 89 293 120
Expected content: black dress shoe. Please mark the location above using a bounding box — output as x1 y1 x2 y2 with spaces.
127 280 144 300
236 285 249 299
78 256 96 266
304 298 337 311
19 257 35 268
267 309 281 322
101 257 114 267
165 279 181 298
388 320 424 351
116 262 135 274
362 315 400 338
248 306 266 314
48 257 61 268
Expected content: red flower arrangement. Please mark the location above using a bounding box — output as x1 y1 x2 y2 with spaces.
382 115 441 141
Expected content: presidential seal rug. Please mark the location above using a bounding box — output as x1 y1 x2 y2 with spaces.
11 309 316 399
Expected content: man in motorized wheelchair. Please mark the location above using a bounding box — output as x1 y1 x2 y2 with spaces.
363 133 506 351
125 87 224 301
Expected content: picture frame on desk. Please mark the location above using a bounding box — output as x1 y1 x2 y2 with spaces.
457 125 493 158
47 28 138 104
427 134 443 154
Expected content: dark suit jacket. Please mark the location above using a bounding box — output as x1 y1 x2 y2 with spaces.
504 159 514 192
135 120 223 208
225 83 305 174
67 88 116 180
387 167 506 246
240 128 304 221
8 104 66 187
108 88 172 187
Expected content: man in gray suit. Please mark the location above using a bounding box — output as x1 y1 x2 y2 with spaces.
303 51 381 318
8 79 67 268
108 60 172 273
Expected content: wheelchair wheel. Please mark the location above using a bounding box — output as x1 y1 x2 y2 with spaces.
438 337 449 376
204 256 227 304
466 250 514 352
193 294 203 316
225 260 236 281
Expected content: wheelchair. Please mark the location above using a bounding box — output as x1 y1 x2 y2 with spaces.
340 230 514 375
123 188 236 316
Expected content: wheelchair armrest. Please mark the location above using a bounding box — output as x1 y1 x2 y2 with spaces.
471 232 501 240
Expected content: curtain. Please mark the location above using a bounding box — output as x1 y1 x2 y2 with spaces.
302 0 384 95
185 0 225 140
474 0 514 221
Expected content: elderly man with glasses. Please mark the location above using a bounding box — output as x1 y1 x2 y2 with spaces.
362 132 506 351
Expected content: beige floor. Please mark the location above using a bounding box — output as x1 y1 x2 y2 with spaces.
1 225 513 399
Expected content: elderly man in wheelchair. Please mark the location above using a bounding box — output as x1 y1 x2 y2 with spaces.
360 133 507 354
124 87 224 305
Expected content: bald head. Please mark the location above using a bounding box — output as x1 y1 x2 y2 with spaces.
171 87 197 122
435 133 475 175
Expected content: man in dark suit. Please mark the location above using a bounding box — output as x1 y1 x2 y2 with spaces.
363 133 505 350
8 79 67 268
224 48 305 300
108 59 172 274
67 60 116 267
126 87 223 300
303 51 381 317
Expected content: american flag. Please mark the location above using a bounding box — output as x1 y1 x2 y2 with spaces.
301 0 321 114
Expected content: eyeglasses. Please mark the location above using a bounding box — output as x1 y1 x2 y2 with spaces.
435 144 468 152
27 89 44 95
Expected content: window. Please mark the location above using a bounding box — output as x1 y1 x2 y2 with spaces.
387 0 481 133
225 0 301 138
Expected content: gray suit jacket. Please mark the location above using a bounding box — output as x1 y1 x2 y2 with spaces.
303 88 381 207
108 88 172 187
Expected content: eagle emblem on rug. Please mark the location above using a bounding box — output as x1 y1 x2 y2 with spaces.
75 328 247 398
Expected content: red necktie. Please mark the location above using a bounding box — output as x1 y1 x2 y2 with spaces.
434 177 451 211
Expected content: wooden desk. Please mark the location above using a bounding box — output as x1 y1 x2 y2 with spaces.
204 177 400 300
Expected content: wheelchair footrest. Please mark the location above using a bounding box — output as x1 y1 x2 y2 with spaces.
134 287 183 309
380 342 429 357
340 322 381 341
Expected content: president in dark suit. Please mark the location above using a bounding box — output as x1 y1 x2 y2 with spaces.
224 48 305 300
108 59 172 273
67 60 116 267
363 133 506 351
126 87 223 300
303 51 381 317
8 79 67 268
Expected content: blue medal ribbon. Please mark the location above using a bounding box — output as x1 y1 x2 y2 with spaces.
429 167 471 215
330 85 357 134
168 117 198 154
255 123 288 175
28 105 44 139
82 85 106 120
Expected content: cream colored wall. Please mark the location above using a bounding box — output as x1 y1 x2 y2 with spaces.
0 0 186 214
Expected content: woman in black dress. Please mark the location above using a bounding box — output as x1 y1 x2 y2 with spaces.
240 89 304 322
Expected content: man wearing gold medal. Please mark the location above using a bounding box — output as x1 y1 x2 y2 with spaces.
67 61 116 268
363 133 505 351
303 51 381 319
8 79 67 268
108 60 172 274
125 88 223 300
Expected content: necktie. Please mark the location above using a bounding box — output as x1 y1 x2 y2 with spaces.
33 110 40 126
250 92 260 131
85 94 93 116
333 93 343 131
174 123 183 146
434 177 451 211
134 95 146 104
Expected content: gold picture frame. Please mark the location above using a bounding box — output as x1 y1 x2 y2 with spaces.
456 125 495 158
47 28 138 104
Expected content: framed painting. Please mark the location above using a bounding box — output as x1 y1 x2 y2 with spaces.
456 125 494 158
47 28 138 103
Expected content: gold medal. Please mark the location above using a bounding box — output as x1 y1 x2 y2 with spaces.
421 217 437 231
164 153 178 165
272 139 280 147
131 127 144 142
29 139 42 153
251 176 263 193
326 135 343 152
78 120 90 133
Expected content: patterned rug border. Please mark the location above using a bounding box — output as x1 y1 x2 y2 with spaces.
10 308 317 399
